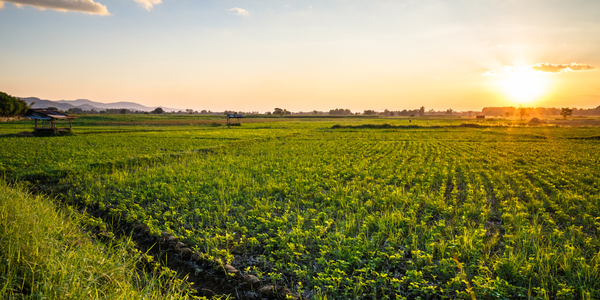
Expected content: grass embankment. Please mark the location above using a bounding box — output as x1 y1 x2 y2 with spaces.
0 182 201 299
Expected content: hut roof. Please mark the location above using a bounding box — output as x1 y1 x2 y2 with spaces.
23 109 76 120
226 114 244 118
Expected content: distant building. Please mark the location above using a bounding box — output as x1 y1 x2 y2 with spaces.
225 113 244 126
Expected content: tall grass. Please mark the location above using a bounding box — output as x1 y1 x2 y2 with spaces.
0 182 202 299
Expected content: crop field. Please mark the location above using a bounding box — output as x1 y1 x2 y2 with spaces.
2 116 600 299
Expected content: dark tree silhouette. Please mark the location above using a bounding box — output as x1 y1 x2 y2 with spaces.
273 108 290 115
518 106 529 120
329 108 352 115
363 110 377 116
560 108 573 120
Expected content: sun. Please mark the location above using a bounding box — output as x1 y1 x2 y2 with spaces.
501 68 549 104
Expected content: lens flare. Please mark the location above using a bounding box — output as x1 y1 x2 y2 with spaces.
501 67 549 103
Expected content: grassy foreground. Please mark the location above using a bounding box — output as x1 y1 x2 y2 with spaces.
3 116 600 299
0 182 201 299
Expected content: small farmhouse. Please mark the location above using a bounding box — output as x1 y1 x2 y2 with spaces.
23 109 76 133
225 113 244 126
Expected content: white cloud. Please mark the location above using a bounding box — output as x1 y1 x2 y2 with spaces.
482 71 501 76
134 0 161 11
1 0 110 15
226 7 248 16
504 65 517 73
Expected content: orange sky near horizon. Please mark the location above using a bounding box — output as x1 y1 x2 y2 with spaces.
0 0 599 112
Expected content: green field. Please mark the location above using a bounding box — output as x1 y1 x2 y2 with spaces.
2 115 600 299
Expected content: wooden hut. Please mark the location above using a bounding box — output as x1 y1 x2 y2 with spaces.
23 109 76 133
476 115 485 122
225 113 244 126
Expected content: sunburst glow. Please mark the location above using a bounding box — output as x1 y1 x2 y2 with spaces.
501 68 550 104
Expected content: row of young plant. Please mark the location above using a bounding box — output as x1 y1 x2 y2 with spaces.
0 127 284 177
56 128 600 299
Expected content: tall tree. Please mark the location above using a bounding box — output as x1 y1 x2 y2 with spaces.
363 110 377 116
518 106 529 120
0 92 30 117
273 108 290 115
560 108 573 120
329 108 352 115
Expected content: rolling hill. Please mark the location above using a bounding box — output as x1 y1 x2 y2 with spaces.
21 97 180 112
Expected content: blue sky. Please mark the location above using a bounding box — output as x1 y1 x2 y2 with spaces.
1 0 599 112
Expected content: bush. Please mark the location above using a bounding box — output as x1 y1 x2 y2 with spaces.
529 118 546 124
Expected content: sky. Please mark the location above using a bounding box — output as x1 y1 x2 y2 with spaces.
0 0 599 112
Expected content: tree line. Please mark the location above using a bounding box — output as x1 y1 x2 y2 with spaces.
2 89 595 119
0 92 31 117
482 106 599 117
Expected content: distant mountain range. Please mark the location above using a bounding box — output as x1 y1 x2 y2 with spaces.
21 97 180 112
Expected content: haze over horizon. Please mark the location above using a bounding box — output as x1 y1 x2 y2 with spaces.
1 0 599 112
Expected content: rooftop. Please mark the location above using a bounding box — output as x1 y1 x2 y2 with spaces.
23 109 76 120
